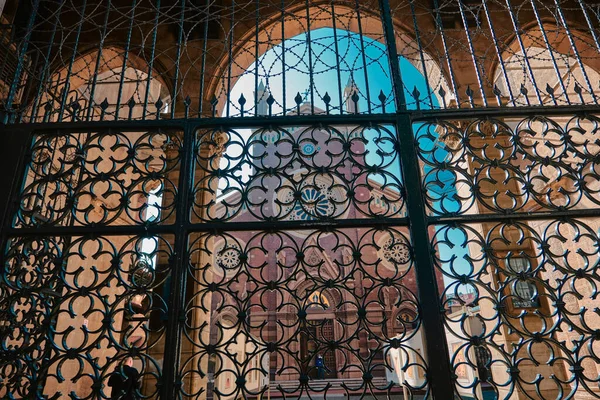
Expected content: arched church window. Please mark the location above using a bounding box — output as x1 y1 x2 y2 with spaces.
400 312 412 323
505 257 539 309
30 48 170 122
307 291 331 310
494 45 600 107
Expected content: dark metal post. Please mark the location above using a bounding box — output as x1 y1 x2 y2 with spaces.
0 127 32 237
378 0 455 398
160 123 194 398
3 0 41 123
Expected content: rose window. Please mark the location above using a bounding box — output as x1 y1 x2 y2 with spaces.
214 241 244 277
279 179 346 221
378 235 411 271
301 143 318 155
294 188 333 220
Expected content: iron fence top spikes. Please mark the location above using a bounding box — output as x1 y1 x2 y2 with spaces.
2 0 600 123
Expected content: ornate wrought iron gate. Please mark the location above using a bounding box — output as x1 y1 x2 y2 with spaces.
1 0 600 399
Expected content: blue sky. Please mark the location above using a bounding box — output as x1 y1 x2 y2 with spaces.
227 28 436 116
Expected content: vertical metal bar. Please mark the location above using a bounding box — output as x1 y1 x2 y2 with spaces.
16 49 41 124
529 0 570 105
379 0 455 399
281 0 287 116
553 0 598 105
379 0 406 153
171 0 187 119
198 0 211 117
30 1 65 122
86 0 112 121
504 0 543 105
198 0 210 117
577 0 600 54
57 0 88 123
226 0 235 118
330 3 344 115
160 124 194 399
305 0 314 114
457 0 487 107
481 0 515 105
354 0 372 114
0 28 11 90
254 0 259 116
280 0 286 115
0 129 37 396
38 136 60 219
431 0 460 108
0 127 33 237
4 0 41 122
114 0 138 120
409 0 434 109
142 0 161 120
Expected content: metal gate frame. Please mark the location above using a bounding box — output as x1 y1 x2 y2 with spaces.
1 0 600 399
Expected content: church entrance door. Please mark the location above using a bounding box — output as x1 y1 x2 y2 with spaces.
301 319 337 380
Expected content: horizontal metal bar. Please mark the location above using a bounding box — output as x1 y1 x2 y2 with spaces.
185 217 410 232
410 104 600 121
428 208 600 225
11 210 600 236
9 113 400 134
3 224 176 237
7 104 600 134
3 217 410 237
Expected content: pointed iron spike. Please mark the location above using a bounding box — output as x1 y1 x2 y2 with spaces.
44 102 53 112
100 97 109 110
574 83 582 94
465 86 474 98
127 96 136 108
493 85 503 107
412 85 420 99
210 95 218 107
520 84 528 95
267 95 274 117
438 86 446 98
155 98 164 110
378 90 387 113
238 93 246 106
323 92 331 104
351 90 359 104
493 85 502 96
183 96 191 118
295 92 303 105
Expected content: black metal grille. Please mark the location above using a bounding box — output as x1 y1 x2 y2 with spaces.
1 1 600 399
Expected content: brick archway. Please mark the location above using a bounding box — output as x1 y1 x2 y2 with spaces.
206 3 451 116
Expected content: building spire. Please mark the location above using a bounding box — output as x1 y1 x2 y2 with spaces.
344 76 359 113
255 80 268 116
